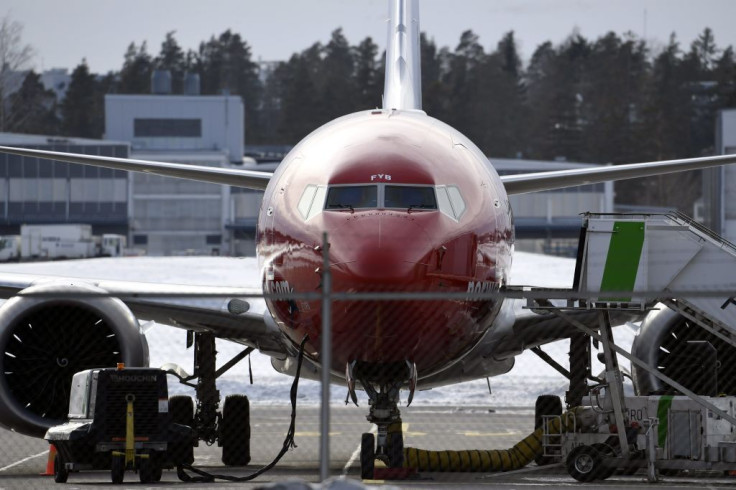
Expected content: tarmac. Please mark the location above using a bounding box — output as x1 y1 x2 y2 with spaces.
1 405 735 488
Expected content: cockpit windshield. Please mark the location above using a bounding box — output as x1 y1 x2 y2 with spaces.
384 185 437 210
298 183 463 220
325 185 378 210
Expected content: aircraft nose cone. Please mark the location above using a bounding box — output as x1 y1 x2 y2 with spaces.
326 212 433 283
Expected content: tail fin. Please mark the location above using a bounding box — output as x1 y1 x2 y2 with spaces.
383 0 422 111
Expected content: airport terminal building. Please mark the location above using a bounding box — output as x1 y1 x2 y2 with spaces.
703 109 736 241
0 133 129 236
105 93 243 256
1 85 620 257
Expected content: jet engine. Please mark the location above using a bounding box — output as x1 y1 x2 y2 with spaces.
0 282 148 438
631 304 735 396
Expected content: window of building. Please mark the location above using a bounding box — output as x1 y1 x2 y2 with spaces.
133 234 148 245
206 234 222 245
134 118 202 137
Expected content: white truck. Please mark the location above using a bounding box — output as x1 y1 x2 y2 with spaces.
19 225 127 260
98 234 127 257
0 236 20 261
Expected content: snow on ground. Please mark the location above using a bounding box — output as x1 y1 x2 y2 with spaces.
0 252 638 407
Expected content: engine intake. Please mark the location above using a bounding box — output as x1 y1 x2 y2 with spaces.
631 304 733 396
0 282 148 438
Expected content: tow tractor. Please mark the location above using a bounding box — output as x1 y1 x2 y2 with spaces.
45 365 194 484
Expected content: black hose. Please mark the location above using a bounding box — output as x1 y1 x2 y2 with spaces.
176 335 308 483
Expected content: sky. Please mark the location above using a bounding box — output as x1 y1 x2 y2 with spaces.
3 0 736 75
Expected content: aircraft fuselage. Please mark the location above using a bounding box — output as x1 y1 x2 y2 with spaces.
257 109 514 382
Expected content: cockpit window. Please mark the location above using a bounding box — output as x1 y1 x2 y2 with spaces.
384 185 437 210
297 185 327 220
325 185 378 210
297 185 318 219
436 185 466 220
301 183 463 221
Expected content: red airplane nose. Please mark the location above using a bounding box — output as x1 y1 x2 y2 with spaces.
325 211 434 284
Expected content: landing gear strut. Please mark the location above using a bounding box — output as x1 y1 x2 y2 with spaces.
355 361 416 479
164 331 254 466
360 383 404 479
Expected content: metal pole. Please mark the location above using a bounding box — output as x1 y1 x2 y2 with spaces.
598 312 630 458
319 232 331 481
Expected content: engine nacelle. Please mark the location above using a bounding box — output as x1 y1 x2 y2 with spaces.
631 304 733 396
0 282 148 438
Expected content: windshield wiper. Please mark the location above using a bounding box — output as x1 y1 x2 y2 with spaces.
327 203 355 213
408 204 433 212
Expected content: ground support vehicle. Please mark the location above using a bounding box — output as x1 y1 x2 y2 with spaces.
45 367 194 484
543 394 736 482
527 213 736 482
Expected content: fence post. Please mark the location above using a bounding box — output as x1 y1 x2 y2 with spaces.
319 232 331 481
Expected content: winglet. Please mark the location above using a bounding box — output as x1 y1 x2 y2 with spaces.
383 0 422 111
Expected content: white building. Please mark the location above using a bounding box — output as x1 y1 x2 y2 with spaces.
105 94 244 256
703 109 736 240
0 133 129 235
40 68 71 102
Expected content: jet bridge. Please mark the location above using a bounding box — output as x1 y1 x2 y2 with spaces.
522 212 736 481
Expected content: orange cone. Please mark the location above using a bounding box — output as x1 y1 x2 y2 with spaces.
41 444 56 476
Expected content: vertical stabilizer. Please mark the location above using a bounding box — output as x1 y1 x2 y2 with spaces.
383 0 422 111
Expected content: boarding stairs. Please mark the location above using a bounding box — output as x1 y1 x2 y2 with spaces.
524 212 736 482
572 211 736 350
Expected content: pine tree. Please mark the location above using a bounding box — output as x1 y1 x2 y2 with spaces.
322 29 358 120
6 70 59 134
155 31 186 93
195 30 262 141
119 42 153 94
60 60 100 137
353 37 380 109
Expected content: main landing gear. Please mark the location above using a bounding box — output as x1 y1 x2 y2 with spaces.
163 331 254 467
348 361 417 479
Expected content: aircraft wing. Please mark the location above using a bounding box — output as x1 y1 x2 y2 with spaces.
0 146 273 191
501 153 736 195
4 145 736 196
0 272 288 356
501 306 641 356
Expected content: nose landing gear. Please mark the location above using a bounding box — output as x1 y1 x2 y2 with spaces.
353 361 417 480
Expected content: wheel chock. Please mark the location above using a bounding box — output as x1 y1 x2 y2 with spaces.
371 467 417 480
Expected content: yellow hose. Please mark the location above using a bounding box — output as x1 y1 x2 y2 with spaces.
403 410 576 472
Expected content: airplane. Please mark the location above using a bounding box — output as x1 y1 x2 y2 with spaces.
1 0 736 475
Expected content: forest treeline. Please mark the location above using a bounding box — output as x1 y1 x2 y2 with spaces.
4 26 736 208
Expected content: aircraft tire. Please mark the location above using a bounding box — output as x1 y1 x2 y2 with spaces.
169 395 195 465
221 394 251 466
360 432 375 479
388 431 404 468
534 394 562 465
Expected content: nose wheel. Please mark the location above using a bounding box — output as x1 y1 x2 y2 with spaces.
360 423 405 479
355 365 413 479
360 433 375 479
